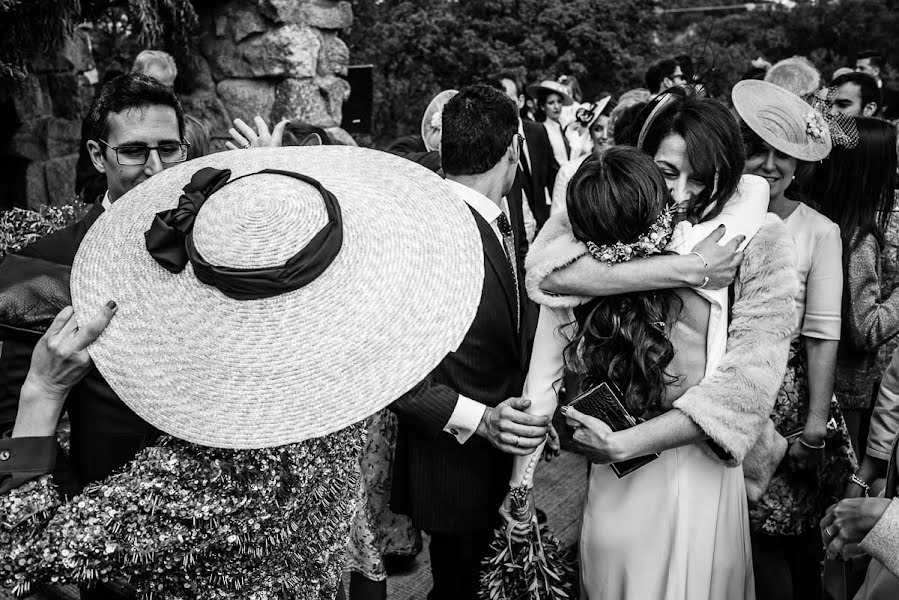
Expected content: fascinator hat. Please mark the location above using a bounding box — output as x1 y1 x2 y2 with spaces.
732 79 832 162
70 146 484 449
526 80 575 106
574 96 613 129
421 89 458 152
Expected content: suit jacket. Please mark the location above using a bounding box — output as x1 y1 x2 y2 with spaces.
0 203 158 495
520 120 559 227
391 207 525 533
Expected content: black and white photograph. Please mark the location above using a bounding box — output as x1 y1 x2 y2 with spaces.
1 1 898 599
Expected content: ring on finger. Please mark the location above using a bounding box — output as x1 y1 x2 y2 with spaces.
242 142 252 150
824 525 836 539
514 435 520 447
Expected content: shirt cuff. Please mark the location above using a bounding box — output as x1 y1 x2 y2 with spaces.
0 434 57 494
443 395 487 444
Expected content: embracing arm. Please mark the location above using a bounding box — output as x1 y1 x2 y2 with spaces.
509 306 570 487
673 217 799 463
531 174 767 303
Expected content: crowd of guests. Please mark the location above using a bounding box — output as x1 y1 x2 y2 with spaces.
2 44 899 600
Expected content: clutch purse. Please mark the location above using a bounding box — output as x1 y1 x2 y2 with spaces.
566 381 659 477
0 254 71 342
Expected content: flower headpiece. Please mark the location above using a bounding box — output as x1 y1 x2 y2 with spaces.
585 202 676 265
429 108 443 132
805 109 828 142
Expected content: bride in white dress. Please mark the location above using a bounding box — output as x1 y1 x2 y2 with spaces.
505 145 768 600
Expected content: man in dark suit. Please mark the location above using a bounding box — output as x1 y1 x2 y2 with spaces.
0 73 186 600
494 74 558 228
390 85 550 600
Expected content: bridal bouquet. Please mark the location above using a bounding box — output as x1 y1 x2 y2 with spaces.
479 486 576 600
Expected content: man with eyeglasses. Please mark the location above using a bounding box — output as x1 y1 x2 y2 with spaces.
645 58 686 97
0 72 185 600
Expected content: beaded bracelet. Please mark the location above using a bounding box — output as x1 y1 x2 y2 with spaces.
850 473 870 497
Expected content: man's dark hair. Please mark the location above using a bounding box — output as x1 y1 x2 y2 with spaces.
86 73 185 143
441 84 518 176
832 71 881 110
644 59 679 94
857 50 883 70
490 72 523 97
674 54 695 81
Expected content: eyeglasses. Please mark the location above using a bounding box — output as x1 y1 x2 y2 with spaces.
99 139 190 166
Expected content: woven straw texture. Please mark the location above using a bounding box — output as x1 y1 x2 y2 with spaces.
70 146 484 449
732 79 832 162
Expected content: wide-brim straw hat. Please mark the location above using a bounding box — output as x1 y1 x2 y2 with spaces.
70 146 484 449
732 79 832 162
526 80 575 106
421 89 458 152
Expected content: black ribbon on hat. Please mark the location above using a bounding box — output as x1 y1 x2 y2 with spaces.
144 166 343 300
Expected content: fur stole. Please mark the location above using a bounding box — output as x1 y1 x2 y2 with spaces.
524 212 799 484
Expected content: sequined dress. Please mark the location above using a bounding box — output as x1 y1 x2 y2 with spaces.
0 426 364 599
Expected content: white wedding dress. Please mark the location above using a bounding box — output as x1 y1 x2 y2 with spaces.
512 175 770 600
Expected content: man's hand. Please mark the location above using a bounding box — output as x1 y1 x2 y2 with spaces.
821 497 892 560
225 116 288 150
688 226 746 290
14 303 117 438
476 398 549 455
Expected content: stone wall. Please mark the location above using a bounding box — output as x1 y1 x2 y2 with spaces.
188 0 356 149
3 27 96 210
0 0 354 212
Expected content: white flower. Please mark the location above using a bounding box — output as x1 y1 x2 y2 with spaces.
430 109 443 132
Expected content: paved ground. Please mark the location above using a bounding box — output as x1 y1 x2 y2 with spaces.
10 451 589 600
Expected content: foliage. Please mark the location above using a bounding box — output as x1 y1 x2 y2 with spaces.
0 0 198 84
347 0 899 147
347 0 660 146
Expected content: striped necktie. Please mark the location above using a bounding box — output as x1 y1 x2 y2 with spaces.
495 212 520 331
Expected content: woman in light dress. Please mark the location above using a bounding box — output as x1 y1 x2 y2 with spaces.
510 90 801 600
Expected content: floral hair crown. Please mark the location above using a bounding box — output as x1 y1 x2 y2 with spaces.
430 108 443 132
585 201 676 265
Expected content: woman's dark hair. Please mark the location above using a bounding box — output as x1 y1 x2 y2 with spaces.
537 89 563 110
638 88 745 223
282 122 334 146
565 146 679 416
812 117 897 248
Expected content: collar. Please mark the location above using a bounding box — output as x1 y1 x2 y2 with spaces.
101 191 112 211
445 179 503 224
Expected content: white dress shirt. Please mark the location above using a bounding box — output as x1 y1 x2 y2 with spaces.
101 191 112 210
442 178 508 443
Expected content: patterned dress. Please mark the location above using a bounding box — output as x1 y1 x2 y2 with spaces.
345 410 422 581
750 339 857 534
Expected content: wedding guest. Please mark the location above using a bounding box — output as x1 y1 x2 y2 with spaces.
645 58 685 97
564 96 612 162
390 84 551 600
509 143 771 600
528 80 574 166
0 145 486 598
830 72 881 118
526 90 801 555
494 73 558 229
811 118 899 452
74 50 178 203
733 79 856 600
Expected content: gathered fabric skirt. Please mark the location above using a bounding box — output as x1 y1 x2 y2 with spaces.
579 443 755 600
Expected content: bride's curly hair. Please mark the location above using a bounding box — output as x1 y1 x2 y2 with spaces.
565 147 680 417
